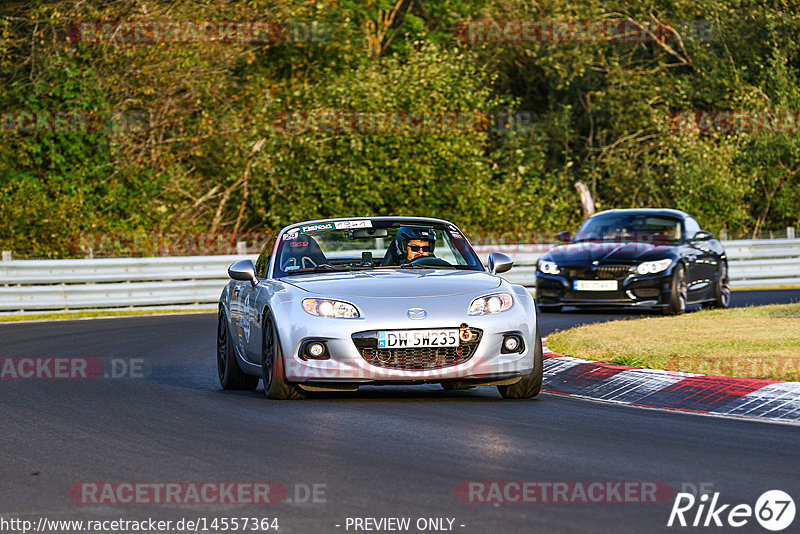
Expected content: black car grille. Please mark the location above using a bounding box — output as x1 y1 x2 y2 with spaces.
352 329 483 370
565 265 631 279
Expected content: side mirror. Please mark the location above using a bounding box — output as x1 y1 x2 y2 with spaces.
555 231 571 243
228 259 258 285
691 230 713 242
487 252 513 275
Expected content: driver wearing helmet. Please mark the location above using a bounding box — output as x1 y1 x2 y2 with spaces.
384 227 437 265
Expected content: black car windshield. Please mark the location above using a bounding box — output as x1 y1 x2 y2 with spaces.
573 213 683 244
274 220 484 276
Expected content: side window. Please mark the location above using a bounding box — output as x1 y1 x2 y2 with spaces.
255 233 277 278
684 217 701 240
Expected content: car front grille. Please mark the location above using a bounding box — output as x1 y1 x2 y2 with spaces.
351 329 483 370
565 265 631 279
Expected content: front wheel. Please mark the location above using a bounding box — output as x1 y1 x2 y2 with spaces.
262 311 305 400
217 309 259 390
497 322 543 399
703 262 731 309
664 264 687 315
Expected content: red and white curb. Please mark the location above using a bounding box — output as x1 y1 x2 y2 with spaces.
541 340 800 424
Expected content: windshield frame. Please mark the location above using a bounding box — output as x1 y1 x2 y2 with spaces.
269 218 484 278
572 212 685 245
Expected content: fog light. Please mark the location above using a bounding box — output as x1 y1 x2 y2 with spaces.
503 336 519 352
301 340 329 360
501 334 525 354
308 342 325 358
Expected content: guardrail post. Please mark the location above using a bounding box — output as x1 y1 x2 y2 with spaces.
236 241 247 255
789 227 796 240
1 251 11 262
719 229 727 240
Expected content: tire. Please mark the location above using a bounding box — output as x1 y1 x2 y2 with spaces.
262 311 305 400
703 262 731 309
664 264 688 315
217 308 259 390
539 305 562 313
497 322 543 399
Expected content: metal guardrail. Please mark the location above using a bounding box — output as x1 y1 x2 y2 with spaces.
1 240 799 311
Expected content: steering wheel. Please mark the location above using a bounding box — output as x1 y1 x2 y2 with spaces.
410 257 452 267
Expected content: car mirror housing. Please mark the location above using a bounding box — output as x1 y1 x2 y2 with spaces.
228 259 258 285
691 230 713 242
555 231 571 243
488 252 513 275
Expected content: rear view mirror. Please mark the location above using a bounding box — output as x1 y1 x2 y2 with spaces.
349 228 389 239
228 259 258 285
555 231 571 243
691 230 713 242
488 252 513 275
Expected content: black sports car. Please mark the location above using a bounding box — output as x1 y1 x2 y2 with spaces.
535 209 730 314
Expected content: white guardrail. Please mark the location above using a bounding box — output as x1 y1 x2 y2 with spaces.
0 240 799 311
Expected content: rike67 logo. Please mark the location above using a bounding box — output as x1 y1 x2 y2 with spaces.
668 490 795 531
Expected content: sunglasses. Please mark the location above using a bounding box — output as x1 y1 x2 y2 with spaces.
408 245 430 252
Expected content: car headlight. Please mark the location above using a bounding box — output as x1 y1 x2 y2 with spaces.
538 260 560 275
302 298 360 318
636 259 672 275
469 293 514 315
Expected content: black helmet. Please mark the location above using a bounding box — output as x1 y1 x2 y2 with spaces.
394 227 436 258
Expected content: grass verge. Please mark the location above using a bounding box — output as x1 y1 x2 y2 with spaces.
0 308 217 323
546 303 800 381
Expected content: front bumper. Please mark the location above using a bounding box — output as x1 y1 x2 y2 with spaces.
276 299 536 383
536 270 673 308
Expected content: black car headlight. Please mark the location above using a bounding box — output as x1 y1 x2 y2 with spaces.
635 259 672 275
538 260 560 275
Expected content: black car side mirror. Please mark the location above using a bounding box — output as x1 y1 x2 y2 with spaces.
691 230 713 242
555 231 571 243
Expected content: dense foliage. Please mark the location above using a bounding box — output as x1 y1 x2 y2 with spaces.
1 0 799 256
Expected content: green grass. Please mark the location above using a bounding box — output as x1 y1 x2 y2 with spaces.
546 303 800 381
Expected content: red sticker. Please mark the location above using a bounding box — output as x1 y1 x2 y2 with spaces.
290 241 309 247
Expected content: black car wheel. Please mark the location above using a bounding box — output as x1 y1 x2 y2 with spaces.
262 310 305 400
665 264 688 315
497 321 543 399
217 309 259 390
704 262 731 309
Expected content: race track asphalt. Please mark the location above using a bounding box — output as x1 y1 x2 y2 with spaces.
1 289 799 533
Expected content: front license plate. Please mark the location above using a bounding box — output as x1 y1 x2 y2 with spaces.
377 329 459 348
573 280 618 291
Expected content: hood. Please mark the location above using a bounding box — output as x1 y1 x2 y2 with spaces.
282 269 501 298
543 242 676 264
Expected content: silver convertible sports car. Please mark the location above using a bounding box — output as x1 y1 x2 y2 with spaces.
217 217 543 400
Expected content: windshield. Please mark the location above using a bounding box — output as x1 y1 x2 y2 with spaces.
573 213 683 245
274 220 484 277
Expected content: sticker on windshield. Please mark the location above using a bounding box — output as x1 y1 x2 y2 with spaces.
450 230 464 240
301 222 335 233
334 220 372 230
283 230 300 240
